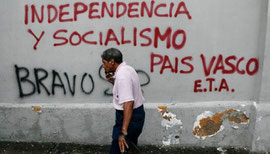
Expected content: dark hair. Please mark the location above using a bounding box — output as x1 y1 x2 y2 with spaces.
101 48 123 63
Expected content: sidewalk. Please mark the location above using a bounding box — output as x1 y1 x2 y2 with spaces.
0 141 257 154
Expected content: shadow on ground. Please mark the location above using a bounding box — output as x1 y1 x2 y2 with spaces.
0 141 267 154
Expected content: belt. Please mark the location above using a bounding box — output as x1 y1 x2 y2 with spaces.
116 105 143 115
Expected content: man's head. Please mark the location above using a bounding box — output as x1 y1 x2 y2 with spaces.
101 48 123 72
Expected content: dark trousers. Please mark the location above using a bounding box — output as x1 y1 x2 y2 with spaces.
109 105 145 154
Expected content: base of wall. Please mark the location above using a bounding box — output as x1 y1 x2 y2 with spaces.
252 103 270 152
0 101 269 152
0 141 253 154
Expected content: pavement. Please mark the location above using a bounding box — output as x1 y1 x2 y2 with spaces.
0 141 263 154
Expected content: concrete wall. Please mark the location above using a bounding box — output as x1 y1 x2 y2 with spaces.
252 0 270 152
0 0 269 152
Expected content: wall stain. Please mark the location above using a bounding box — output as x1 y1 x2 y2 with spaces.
31 106 42 113
157 106 171 121
157 106 183 145
192 109 249 140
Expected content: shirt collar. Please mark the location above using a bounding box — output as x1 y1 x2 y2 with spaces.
115 62 126 75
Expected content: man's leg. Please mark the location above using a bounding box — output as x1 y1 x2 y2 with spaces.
127 105 145 145
110 106 145 153
110 139 121 154
110 111 123 154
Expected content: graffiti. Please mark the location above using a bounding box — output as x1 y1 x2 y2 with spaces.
150 52 193 74
150 53 259 76
200 54 259 76
52 27 186 50
19 0 259 96
81 73 95 95
194 78 235 93
14 54 255 97
195 54 259 93
27 29 45 50
24 1 191 50
26 27 187 50
24 1 191 25
15 65 94 98
15 65 149 98
98 65 151 96
150 53 259 93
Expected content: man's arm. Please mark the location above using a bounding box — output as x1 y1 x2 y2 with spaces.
122 101 134 134
118 101 134 152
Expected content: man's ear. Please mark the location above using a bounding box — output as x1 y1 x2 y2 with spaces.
110 59 115 65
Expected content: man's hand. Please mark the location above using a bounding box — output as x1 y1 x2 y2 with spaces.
105 71 115 84
119 101 134 153
118 134 129 153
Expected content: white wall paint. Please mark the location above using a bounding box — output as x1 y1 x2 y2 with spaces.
0 0 268 104
260 0 270 102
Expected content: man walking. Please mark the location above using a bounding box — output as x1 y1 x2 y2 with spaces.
101 48 145 154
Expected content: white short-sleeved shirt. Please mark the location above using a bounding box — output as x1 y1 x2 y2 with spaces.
112 62 145 110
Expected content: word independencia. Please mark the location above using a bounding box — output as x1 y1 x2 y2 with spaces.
24 1 192 24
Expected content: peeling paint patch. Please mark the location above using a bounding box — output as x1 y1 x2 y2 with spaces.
217 147 227 154
31 106 42 113
192 111 224 140
231 125 239 129
224 109 249 124
157 106 183 129
162 134 180 145
157 106 168 116
157 106 183 146
192 109 249 140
